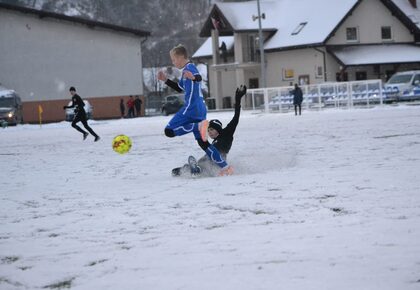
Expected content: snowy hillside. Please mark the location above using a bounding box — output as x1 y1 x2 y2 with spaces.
1 105 420 289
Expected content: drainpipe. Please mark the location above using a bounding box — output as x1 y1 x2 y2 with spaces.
314 47 327 82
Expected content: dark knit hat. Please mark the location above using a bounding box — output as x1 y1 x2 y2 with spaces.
209 119 222 133
69 86 76 92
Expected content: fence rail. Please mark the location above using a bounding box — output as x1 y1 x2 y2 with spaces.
244 80 385 113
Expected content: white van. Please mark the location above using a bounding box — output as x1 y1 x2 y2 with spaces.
384 71 420 101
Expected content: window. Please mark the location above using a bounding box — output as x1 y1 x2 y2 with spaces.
291 22 307 35
388 74 412 84
381 26 392 41
249 78 259 89
244 34 260 62
315 66 323 78
412 74 420 85
356 71 367 81
298 75 310 85
346 27 359 42
336 72 348 82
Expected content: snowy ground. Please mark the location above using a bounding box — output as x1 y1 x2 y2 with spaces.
1 105 420 290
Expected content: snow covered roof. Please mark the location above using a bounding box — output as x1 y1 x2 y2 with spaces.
192 36 234 58
390 0 420 29
329 44 420 66
199 0 359 50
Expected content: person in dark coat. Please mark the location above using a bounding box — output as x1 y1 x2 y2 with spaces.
291 83 303 116
120 98 125 118
134 96 142 117
63 86 100 141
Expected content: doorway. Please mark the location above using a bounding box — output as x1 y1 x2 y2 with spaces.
249 78 259 89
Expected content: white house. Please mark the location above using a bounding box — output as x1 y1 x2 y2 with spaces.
193 0 420 109
0 3 150 122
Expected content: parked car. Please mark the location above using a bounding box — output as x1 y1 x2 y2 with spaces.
65 100 93 121
384 70 420 101
161 94 184 116
0 87 23 125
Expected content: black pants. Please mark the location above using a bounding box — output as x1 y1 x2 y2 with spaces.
294 104 301 115
135 106 141 117
72 110 98 137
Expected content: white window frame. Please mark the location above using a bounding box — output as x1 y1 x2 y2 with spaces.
381 26 393 42
346 27 359 43
315 66 324 79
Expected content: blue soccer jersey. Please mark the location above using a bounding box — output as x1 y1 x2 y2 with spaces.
178 62 206 120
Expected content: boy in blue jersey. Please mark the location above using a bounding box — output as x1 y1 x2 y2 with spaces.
158 44 233 175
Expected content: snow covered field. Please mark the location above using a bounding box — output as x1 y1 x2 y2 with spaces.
1 105 420 290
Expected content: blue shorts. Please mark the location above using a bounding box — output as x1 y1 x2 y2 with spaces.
165 111 205 139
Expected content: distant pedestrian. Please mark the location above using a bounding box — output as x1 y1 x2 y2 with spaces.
127 95 135 118
290 83 303 116
134 95 142 117
120 98 125 118
63 86 100 141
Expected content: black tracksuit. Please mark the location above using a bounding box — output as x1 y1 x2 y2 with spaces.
209 103 240 156
64 94 98 138
196 102 241 176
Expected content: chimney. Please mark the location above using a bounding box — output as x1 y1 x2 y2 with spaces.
409 0 417 8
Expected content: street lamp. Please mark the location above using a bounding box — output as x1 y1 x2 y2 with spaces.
253 0 266 88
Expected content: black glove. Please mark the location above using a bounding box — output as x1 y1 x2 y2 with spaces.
63 106 67 110
235 85 247 105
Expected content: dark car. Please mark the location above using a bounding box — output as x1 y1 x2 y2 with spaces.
161 94 184 116
0 88 23 125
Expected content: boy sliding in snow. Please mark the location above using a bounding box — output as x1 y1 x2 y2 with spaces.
173 85 247 177
158 44 233 175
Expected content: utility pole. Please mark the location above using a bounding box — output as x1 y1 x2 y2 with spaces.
254 0 266 88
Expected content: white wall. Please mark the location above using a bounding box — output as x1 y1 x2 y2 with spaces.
207 58 237 107
327 0 413 45
0 9 145 102
266 48 327 86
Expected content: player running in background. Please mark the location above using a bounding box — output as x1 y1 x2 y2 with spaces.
63 86 100 142
158 44 233 175
172 85 246 177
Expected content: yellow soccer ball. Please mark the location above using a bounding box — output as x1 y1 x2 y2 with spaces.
112 135 132 154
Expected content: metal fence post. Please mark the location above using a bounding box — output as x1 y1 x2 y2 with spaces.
252 91 255 110
264 88 269 113
379 81 383 105
318 85 321 110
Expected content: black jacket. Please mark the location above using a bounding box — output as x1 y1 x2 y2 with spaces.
212 103 241 154
65 94 85 113
134 98 142 110
291 87 303 105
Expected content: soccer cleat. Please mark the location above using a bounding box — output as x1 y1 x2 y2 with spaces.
219 165 234 176
188 155 201 176
199 120 209 142
83 132 89 140
94 136 101 142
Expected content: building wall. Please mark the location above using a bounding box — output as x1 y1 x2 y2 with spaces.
327 0 413 45
266 48 327 87
207 63 237 108
325 49 342 82
23 95 145 124
0 8 146 122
